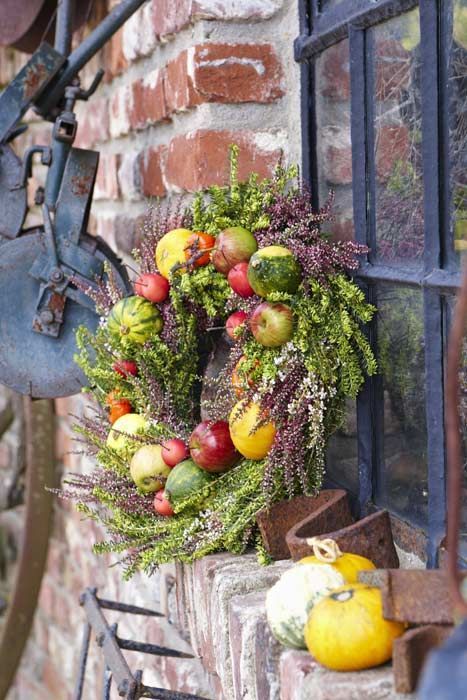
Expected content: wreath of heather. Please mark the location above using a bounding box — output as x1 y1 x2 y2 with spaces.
61 148 376 577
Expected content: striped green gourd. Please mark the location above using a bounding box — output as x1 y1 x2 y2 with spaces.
247 245 301 297
107 296 163 345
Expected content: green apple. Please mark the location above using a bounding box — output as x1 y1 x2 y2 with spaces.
130 445 171 494
106 413 148 452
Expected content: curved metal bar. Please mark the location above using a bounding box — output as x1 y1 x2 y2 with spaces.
446 266 467 617
0 397 57 700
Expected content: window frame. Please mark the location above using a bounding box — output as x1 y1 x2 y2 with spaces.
296 0 463 566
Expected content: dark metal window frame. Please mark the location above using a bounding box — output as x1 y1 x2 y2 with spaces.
296 0 462 566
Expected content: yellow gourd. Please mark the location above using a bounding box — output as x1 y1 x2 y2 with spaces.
304 583 405 671
300 538 376 582
228 401 276 460
155 228 192 279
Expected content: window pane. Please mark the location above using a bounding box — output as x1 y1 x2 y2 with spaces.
446 296 467 555
375 285 428 526
450 0 467 262
315 39 354 241
373 10 424 266
326 399 358 494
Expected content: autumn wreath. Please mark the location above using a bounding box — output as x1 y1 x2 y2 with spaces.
63 148 376 576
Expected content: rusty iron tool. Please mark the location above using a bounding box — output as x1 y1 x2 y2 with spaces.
0 398 56 700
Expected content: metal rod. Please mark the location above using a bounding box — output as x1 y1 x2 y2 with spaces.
55 0 75 56
73 623 92 700
446 265 467 616
80 588 138 696
116 637 194 659
140 687 211 700
102 666 112 700
97 597 164 618
37 0 147 116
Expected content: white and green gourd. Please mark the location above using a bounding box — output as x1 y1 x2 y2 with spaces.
266 563 345 649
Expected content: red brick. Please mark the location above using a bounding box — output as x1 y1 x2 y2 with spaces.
164 51 202 113
164 130 283 191
192 43 284 104
318 40 350 101
152 0 191 39
75 97 110 148
42 658 69 700
104 26 128 82
375 38 411 102
330 217 355 242
375 125 410 182
140 146 167 197
109 85 131 138
322 143 353 185
280 650 317 700
192 0 283 21
129 71 168 130
94 153 121 200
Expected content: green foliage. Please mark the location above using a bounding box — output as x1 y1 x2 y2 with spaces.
69 148 377 576
192 145 297 235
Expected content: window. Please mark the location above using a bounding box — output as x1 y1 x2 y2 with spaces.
296 0 467 565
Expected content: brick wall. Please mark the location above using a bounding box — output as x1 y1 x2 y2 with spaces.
2 1 303 698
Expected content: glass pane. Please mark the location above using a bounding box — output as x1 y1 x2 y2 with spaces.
450 0 467 262
326 399 358 494
315 39 354 241
373 9 424 266
375 285 428 526
446 296 467 554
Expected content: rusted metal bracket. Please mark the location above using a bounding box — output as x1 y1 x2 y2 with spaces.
392 625 453 694
357 569 460 625
258 490 353 560
0 397 57 700
287 509 399 569
75 588 211 700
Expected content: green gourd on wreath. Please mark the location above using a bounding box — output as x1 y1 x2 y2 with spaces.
165 458 214 504
265 563 345 649
107 296 163 345
247 245 301 297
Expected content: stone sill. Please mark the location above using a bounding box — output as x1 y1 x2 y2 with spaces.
162 552 415 700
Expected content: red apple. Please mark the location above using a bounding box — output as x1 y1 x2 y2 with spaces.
161 438 189 467
228 262 255 298
154 489 174 517
113 359 139 377
211 227 258 275
250 302 294 347
189 420 239 473
226 311 248 340
134 273 169 303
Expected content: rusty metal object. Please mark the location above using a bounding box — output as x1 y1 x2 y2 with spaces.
392 625 453 694
287 509 399 568
0 0 95 53
258 490 353 560
445 266 467 618
0 397 56 700
75 588 209 700
357 569 461 625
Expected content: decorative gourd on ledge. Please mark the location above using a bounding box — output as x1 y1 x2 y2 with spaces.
59 148 377 576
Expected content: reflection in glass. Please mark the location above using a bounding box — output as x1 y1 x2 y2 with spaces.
373 9 424 265
326 399 358 494
376 285 428 525
450 0 467 261
446 296 467 553
315 39 354 241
